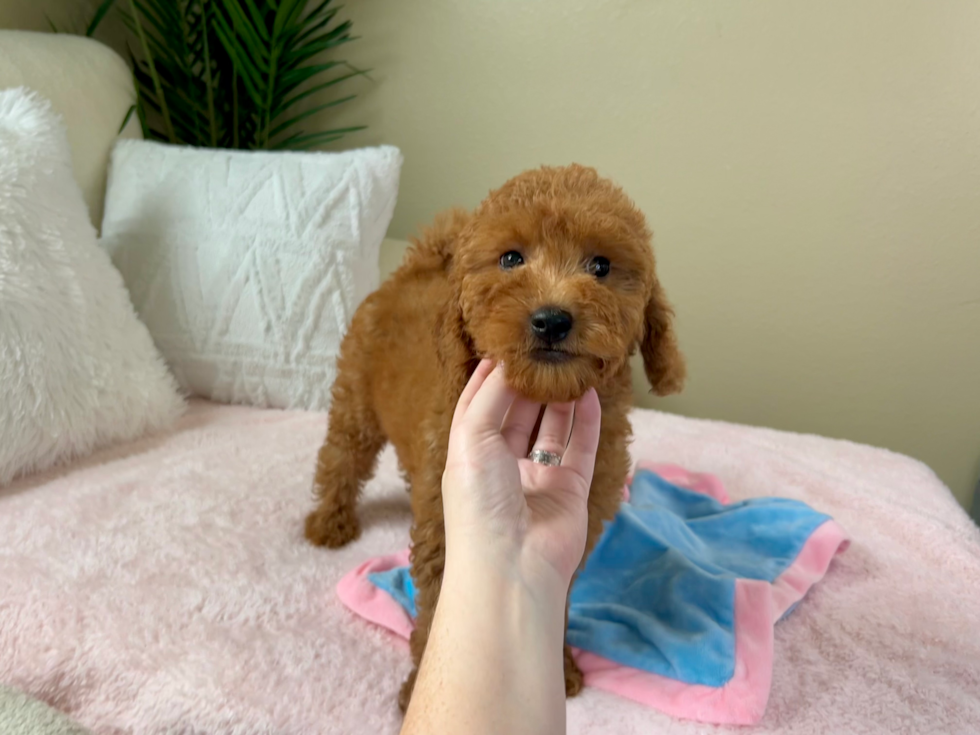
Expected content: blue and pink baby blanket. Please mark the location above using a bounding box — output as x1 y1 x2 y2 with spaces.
338 463 849 725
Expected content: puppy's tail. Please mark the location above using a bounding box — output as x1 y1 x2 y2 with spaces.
409 207 472 269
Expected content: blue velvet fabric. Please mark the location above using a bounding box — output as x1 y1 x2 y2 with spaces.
367 468 831 688
368 566 417 619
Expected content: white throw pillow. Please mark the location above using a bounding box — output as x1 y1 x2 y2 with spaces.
100 140 403 411
0 88 184 486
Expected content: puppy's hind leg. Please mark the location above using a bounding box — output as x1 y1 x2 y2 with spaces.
305 367 385 549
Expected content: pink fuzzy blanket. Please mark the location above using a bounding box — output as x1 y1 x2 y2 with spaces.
2 400 979 734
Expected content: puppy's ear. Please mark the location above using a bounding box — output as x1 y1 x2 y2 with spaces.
412 207 472 268
435 296 478 400
426 210 479 400
640 280 686 396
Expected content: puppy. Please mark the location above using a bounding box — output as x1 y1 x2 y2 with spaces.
305 164 685 710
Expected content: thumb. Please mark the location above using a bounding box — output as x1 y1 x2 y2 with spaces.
460 364 517 440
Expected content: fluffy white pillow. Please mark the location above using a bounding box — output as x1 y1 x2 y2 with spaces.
100 140 403 411
0 88 184 486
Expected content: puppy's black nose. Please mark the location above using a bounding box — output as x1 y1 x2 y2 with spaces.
530 307 573 344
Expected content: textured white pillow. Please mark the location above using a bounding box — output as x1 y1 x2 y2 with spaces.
0 88 184 486
100 140 403 410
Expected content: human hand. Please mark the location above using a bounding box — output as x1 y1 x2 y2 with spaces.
441 359 602 588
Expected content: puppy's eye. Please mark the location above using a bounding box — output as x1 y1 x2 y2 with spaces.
588 256 611 278
499 251 525 269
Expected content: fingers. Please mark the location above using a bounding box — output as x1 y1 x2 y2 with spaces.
454 362 599 480
560 389 601 484
500 398 542 457
452 358 495 424
529 401 575 460
461 362 518 437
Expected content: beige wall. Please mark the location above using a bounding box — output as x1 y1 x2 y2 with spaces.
0 1 48 29
0 0 82 33
4 1 978 509
337 1 980 508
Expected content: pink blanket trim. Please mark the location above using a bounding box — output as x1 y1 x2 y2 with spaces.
336 462 849 725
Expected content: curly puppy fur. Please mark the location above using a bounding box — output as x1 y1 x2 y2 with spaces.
305 164 685 711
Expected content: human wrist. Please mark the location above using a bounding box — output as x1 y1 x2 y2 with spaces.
410 531 569 735
443 532 571 616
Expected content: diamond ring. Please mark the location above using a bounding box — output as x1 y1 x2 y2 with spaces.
529 449 562 467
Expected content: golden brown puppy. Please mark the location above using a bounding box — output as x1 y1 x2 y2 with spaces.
305 164 685 710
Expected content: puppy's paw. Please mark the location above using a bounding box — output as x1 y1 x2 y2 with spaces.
304 504 360 548
397 667 418 713
564 645 584 698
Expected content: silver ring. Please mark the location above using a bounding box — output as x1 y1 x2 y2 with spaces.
529 449 562 467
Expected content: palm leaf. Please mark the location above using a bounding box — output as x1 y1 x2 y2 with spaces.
239 0 271 41
212 6 265 101
274 125 365 150
86 0 119 35
217 0 269 69
128 0 176 143
117 104 137 133
277 60 347 92
280 31 353 73
274 67 368 117
201 1 218 147
266 94 354 139
127 1 219 146
293 4 340 47
78 0 366 150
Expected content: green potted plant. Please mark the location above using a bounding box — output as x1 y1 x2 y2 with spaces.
66 0 367 150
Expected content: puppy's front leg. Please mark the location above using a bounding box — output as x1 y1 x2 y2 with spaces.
397 353 475 711
396 403 452 711
398 491 445 712
563 600 585 697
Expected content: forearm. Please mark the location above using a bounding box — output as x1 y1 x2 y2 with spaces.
401 543 569 735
